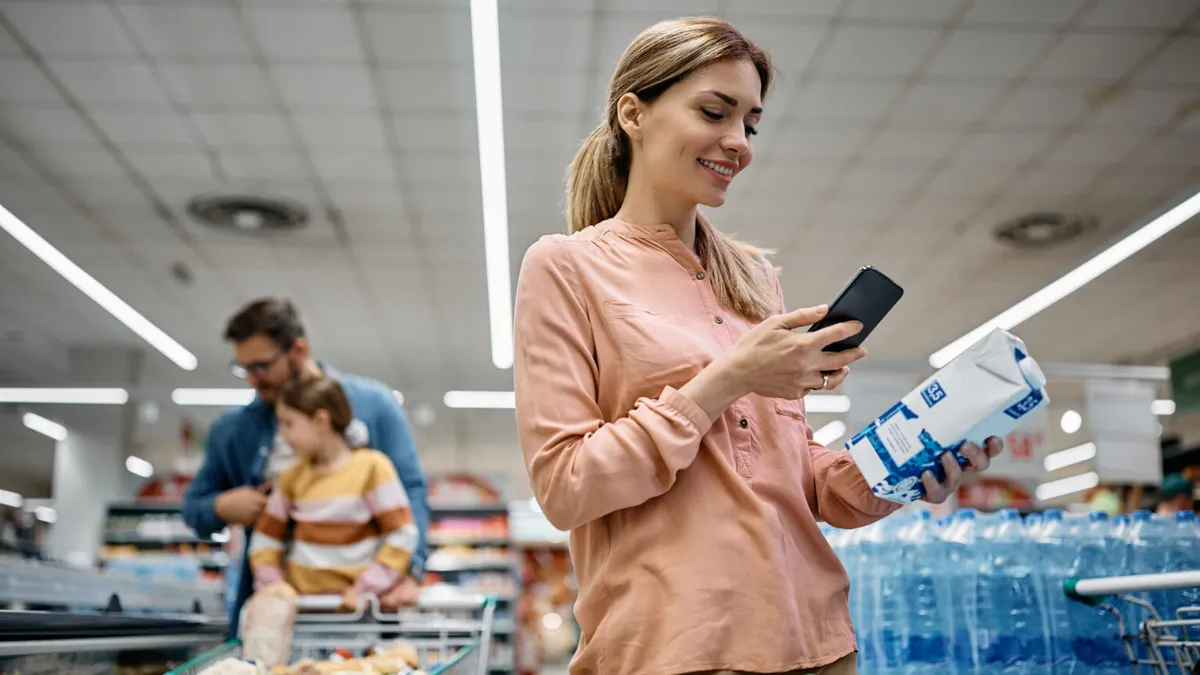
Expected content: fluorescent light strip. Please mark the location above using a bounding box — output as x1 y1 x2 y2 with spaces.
930 189 1200 368
0 388 129 404
805 394 851 414
1043 442 1097 473
126 456 154 479
0 490 23 509
469 0 514 370
171 388 255 406
23 412 67 441
0 203 198 371
813 420 848 447
444 390 515 409
1153 399 1176 416
1036 471 1100 502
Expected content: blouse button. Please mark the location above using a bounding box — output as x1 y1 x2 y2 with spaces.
714 316 724 325
695 271 705 280
739 418 749 429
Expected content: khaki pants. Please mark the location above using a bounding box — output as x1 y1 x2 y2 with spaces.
700 651 858 675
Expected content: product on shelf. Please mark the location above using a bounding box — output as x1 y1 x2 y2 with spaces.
429 515 509 540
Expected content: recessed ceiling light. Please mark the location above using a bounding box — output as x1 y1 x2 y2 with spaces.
23 412 67 441
444 390 515 409
1152 399 1176 416
171 388 255 406
0 203 198 371
0 388 129 404
1060 410 1082 434
126 456 154 478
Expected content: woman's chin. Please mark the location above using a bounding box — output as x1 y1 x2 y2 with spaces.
697 188 728 209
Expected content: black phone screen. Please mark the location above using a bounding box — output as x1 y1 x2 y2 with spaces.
807 266 904 353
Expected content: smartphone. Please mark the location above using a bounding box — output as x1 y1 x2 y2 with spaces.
807 265 904 354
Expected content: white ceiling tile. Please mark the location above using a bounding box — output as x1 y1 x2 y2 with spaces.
1031 33 1162 82
1135 134 1200 168
0 21 20 56
3 3 136 58
859 129 960 164
1082 0 1199 29
158 64 276 109
124 151 218 182
839 165 926 198
243 7 362 63
1088 87 1194 130
923 164 1014 198
1042 128 1149 165
379 66 475 113
989 84 1090 130
0 144 40 179
726 0 842 21
819 26 941 77
365 5 472 65
503 69 588 115
847 0 965 21
737 21 827 71
327 183 405 212
928 29 1055 80
500 9 591 71
773 124 870 161
90 110 197 146
311 151 398 184
0 105 94 143
49 61 172 107
956 130 1053 167
890 83 1001 127
0 59 63 104
788 81 904 124
1138 37 1200 85
32 148 127 178
504 115 578 156
751 161 842 195
221 148 311 181
961 0 1088 27
1091 166 1194 199
391 113 477 151
604 0 720 10
292 111 388 149
272 64 375 111
192 112 293 148
116 5 252 60
1006 163 1104 196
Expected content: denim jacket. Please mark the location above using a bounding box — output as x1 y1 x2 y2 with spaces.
181 366 429 635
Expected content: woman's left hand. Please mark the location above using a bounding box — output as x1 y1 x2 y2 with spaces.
921 436 1005 504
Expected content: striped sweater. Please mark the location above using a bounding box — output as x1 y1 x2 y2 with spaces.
249 449 417 596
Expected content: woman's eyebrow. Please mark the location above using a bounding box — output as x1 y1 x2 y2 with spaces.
702 89 763 115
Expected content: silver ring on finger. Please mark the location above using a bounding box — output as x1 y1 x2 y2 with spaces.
822 374 830 390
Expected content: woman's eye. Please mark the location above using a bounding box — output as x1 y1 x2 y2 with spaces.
701 109 723 121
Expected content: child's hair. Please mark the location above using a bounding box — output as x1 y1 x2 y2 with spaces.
278 375 353 435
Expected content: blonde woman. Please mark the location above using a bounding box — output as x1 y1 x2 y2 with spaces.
513 17 1003 675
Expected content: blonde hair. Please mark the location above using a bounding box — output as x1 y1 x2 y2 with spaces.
566 17 778 322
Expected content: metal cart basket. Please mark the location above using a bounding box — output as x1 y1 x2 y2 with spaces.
166 592 496 675
1067 570 1200 674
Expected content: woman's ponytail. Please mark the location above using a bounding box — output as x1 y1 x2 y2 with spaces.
566 123 628 234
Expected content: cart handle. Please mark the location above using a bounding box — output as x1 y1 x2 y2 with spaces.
1066 571 1200 604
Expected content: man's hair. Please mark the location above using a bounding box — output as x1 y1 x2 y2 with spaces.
223 298 306 347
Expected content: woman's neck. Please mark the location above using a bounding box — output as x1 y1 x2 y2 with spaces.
613 167 698 251
310 439 352 471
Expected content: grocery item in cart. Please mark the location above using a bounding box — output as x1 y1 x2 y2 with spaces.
845 327 1048 504
240 581 300 669
198 658 268 675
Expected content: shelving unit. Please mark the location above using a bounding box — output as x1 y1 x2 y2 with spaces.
100 502 228 586
424 474 520 673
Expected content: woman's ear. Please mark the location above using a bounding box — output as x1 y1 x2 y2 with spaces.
616 92 643 142
313 408 333 431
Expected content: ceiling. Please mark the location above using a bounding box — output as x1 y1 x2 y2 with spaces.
1 0 1199 497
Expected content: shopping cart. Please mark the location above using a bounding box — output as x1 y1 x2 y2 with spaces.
1066 570 1200 674
165 590 496 675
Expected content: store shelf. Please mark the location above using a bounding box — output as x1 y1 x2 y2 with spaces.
105 535 218 548
429 535 510 547
105 502 187 515
430 503 509 515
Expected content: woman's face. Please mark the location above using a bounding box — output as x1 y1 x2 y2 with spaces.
276 402 327 458
627 58 763 208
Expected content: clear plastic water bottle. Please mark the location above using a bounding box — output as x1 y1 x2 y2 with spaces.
1132 511 1174 617
1035 509 1075 674
904 510 951 675
1169 512 1200 617
1066 512 1124 674
876 516 909 675
989 509 1042 674
944 509 980 674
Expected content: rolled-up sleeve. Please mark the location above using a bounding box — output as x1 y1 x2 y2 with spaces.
514 238 714 532
804 407 902 528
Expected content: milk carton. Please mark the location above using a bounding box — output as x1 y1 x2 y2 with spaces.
846 328 1049 504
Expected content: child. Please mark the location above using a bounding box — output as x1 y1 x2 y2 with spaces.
248 375 418 611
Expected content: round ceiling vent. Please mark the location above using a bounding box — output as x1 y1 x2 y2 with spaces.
993 211 1098 248
186 194 309 235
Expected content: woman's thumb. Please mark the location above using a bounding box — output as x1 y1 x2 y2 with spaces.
774 305 829 330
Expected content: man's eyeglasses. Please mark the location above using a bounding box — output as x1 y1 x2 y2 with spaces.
230 351 286 380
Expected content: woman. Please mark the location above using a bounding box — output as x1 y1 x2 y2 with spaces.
513 17 1002 675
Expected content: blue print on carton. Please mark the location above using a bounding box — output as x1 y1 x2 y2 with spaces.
921 381 947 408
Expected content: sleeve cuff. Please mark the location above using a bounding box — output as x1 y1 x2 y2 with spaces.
837 451 904 517
659 386 716 436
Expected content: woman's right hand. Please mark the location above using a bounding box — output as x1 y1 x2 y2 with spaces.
721 305 868 400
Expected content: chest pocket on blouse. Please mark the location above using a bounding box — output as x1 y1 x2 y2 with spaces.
602 301 712 391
